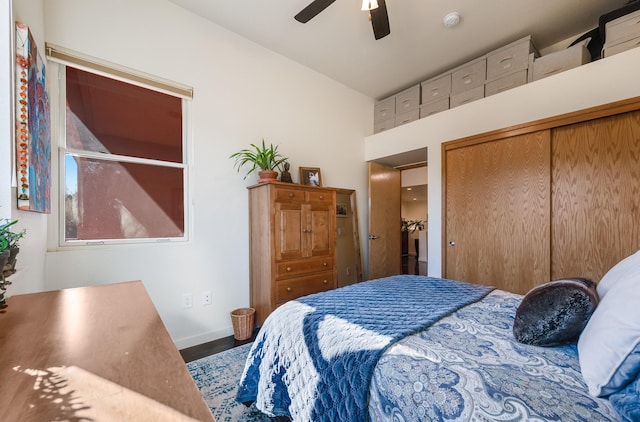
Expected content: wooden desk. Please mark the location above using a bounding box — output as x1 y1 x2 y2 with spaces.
0 281 214 421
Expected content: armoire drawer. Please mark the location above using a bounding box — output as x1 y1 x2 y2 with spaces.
275 271 335 303
276 256 334 279
274 187 305 203
306 190 332 204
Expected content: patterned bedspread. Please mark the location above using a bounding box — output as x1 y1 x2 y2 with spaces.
369 290 620 421
236 276 493 421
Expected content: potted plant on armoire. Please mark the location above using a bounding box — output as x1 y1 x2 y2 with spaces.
230 139 289 183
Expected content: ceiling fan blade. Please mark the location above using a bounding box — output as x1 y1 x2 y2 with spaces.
370 0 390 40
295 0 336 23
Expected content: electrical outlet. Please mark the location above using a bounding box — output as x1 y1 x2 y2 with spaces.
182 293 193 309
202 290 212 306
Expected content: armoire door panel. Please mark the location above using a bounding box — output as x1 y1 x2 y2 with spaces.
445 130 551 293
275 203 304 260
309 208 332 256
551 110 640 282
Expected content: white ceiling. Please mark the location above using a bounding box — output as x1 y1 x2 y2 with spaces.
402 184 427 203
168 0 628 99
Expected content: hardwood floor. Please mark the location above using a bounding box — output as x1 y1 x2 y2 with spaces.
180 330 258 363
402 255 427 276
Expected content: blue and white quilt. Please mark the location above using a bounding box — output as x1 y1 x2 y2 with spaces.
236 276 619 421
236 276 493 421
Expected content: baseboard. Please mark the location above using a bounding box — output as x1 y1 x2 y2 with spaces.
174 326 234 350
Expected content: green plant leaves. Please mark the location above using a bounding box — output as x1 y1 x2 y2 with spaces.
230 139 288 179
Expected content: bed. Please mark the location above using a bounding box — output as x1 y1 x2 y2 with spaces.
237 251 640 422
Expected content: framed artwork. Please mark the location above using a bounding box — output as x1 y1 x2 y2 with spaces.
336 203 347 217
15 21 51 213
299 167 322 187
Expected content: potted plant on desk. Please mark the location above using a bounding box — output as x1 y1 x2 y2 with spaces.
230 139 288 183
0 220 26 310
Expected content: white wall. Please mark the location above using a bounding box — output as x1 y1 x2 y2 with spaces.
401 166 427 187
9 0 371 348
365 47 640 278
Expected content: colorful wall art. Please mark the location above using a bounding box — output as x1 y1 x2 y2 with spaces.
15 21 51 213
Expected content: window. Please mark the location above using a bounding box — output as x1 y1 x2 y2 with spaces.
50 46 192 245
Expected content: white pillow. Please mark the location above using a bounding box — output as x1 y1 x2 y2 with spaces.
578 250 640 397
596 249 640 299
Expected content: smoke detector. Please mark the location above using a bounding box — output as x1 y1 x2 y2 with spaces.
443 12 461 28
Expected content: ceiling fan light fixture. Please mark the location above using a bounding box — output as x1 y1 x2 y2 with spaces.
361 0 379 11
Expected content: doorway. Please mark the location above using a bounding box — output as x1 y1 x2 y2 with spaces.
368 148 427 279
401 166 427 275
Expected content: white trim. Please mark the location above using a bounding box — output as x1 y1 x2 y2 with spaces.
45 43 193 100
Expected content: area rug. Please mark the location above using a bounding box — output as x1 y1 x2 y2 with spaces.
187 343 289 422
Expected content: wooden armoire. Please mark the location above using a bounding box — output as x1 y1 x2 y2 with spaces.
248 181 337 326
443 98 640 294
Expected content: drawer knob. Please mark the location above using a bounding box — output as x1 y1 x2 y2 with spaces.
323 262 328 267
288 193 294 198
286 267 292 272
319 195 324 200
286 287 292 292
322 280 328 284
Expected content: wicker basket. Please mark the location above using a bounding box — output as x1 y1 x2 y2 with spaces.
230 308 255 340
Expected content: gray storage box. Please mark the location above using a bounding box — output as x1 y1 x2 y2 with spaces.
485 69 528 97
450 85 485 108
486 35 539 81
532 41 590 81
451 57 487 95
420 97 449 118
395 85 420 114
394 109 420 127
421 74 451 105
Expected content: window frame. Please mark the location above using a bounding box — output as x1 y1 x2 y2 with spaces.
48 46 192 247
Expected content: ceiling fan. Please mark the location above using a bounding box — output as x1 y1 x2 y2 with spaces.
294 0 391 40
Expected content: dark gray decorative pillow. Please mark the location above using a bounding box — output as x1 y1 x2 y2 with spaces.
513 278 599 347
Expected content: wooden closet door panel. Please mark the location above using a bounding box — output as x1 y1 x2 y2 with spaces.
445 130 551 293
552 110 640 282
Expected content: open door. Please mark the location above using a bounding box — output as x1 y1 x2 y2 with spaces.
368 162 401 279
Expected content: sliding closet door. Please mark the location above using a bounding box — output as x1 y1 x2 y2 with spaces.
552 110 640 282
445 130 551 293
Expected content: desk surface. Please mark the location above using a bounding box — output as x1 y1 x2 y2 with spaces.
0 281 214 421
